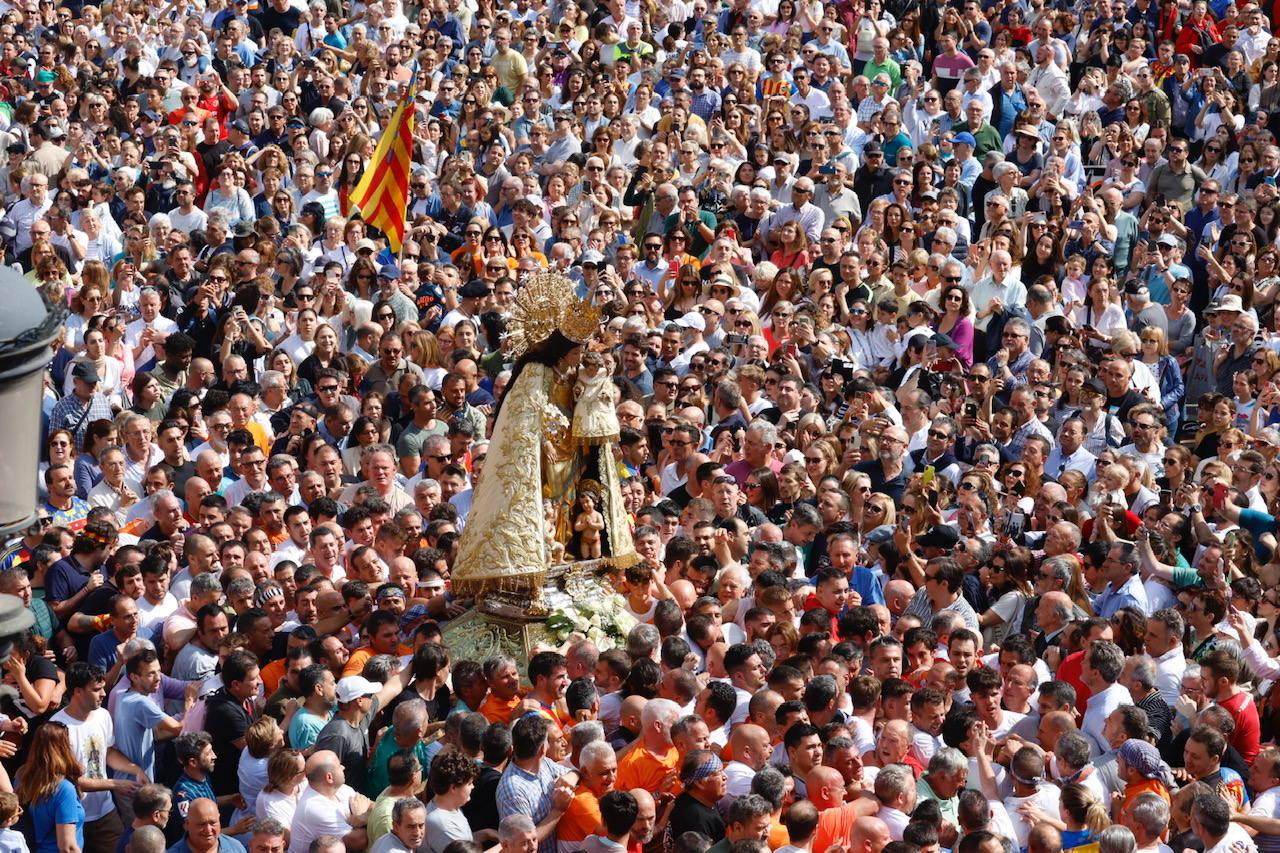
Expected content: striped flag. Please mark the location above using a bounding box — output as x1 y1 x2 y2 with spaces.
349 84 417 253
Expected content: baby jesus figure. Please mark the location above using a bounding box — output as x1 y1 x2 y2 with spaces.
573 486 606 560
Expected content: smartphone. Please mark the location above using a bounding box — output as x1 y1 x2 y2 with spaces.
725 333 748 345
1212 482 1228 508
922 465 936 488
964 401 978 419
1006 511 1026 540
1069 219 1084 229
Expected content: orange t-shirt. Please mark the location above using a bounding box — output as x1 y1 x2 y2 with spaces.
557 787 603 845
768 818 791 851
343 643 413 678
260 657 287 696
480 693 524 725
1121 778 1171 811
615 744 679 792
812 803 860 853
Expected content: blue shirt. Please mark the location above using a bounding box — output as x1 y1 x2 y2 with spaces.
166 836 246 853
851 566 886 607
116 691 167 781
171 773 217 822
45 556 93 606
30 779 84 853
88 628 132 672
1093 573 1149 618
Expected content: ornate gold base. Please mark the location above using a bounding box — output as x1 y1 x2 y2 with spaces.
441 609 558 684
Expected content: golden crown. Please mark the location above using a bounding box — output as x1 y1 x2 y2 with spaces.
504 269 602 359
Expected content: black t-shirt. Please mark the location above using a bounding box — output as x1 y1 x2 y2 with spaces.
668 792 724 842
461 765 502 834
1105 389 1144 425
205 690 251 796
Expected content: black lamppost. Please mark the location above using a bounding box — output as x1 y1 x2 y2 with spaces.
0 268 65 654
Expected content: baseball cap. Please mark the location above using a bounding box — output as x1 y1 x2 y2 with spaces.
952 132 977 148
356 238 378 254
378 264 401 280
675 311 706 332
917 525 960 549
335 676 380 703
72 361 101 384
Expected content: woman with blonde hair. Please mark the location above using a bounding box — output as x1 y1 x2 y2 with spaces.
256 747 306 826
1021 782 1111 851
1138 326 1186 437
863 492 897 534
409 330 449 390
803 437 841 485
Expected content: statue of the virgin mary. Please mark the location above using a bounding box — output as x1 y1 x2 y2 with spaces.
450 270 637 600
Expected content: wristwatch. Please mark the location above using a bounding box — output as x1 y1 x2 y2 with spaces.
1189 503 1203 515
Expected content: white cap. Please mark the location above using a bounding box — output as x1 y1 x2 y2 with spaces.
336 676 380 703
674 311 706 332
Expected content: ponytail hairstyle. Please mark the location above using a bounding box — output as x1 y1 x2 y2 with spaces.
1060 783 1110 835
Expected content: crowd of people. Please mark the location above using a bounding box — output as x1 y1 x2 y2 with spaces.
8 0 1280 852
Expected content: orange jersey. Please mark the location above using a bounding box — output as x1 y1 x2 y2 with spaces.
557 787 603 844
615 744 679 792
480 692 524 725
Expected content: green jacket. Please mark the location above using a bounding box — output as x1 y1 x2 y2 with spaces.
955 121 1004 159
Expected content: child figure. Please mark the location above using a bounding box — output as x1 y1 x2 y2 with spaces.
1061 254 1088 314
572 350 620 444
544 499 566 564
574 486 605 559
0 791 29 853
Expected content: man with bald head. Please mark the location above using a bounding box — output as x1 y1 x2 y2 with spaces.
1034 710 1078 754
855 814 896 853
626 789 657 845
807 765 849 812
725 724 772 797
174 798 231 853
884 580 915 617
290 749 371 853
1099 186 1138 279
1034 590 1075 657
1043 523 1083 558
668 579 698 611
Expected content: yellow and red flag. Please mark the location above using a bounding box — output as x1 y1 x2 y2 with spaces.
350 85 416 252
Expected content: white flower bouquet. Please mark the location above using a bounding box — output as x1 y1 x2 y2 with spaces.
545 593 637 651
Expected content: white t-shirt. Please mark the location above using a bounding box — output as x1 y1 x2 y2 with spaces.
257 786 304 825
125 314 178 367
1004 786 1062 851
137 593 180 634
289 784 357 853
50 707 115 821
1250 786 1280 853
